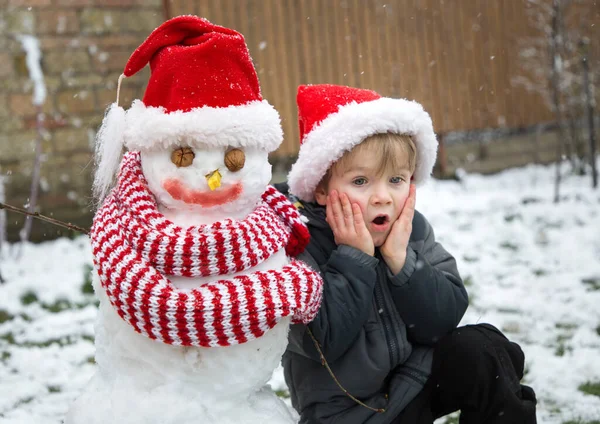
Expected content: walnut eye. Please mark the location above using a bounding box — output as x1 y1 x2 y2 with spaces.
224 148 245 172
171 147 195 167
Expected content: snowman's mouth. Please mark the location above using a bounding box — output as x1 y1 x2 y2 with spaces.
162 178 243 207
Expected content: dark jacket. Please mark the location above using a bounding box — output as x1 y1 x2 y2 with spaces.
276 183 468 424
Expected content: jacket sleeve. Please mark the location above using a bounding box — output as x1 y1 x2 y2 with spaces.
287 245 378 362
386 213 468 346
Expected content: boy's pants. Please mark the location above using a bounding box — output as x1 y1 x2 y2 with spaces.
393 324 537 424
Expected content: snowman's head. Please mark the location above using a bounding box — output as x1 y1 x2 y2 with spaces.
92 16 283 216
140 142 271 218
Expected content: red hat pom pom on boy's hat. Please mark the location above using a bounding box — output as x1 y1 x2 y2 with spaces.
93 15 282 203
288 84 438 203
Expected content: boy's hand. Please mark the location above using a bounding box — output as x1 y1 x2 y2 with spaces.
326 190 374 256
381 184 416 274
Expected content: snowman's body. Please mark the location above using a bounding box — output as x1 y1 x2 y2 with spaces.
66 147 299 424
65 16 322 423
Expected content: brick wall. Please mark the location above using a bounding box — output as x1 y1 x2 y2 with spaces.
0 0 164 241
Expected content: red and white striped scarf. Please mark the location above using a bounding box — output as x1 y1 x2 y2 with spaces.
90 152 322 347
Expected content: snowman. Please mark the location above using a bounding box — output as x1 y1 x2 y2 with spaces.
66 16 323 424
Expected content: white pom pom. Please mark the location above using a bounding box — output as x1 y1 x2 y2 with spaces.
93 102 126 205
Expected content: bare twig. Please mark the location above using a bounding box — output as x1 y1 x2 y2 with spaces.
306 327 386 413
0 202 89 235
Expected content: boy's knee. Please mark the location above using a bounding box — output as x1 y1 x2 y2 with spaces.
471 324 526 379
432 326 489 369
434 324 524 372
432 325 527 398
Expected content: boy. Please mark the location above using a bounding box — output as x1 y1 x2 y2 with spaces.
278 84 537 424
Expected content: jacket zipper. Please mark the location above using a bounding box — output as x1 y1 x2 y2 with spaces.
399 365 429 385
374 277 399 367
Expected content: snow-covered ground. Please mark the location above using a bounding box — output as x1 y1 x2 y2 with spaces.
1 162 599 424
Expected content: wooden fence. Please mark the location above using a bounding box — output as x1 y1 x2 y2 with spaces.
167 0 599 157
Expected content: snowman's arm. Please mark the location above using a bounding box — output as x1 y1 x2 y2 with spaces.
287 245 378 362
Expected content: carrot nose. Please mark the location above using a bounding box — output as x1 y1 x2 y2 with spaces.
205 170 222 191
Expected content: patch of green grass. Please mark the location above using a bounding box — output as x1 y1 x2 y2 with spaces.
533 269 548 277
0 309 13 324
544 221 564 229
41 298 97 314
463 276 474 287
582 278 600 291
42 298 73 313
563 420 600 424
544 398 560 414
85 356 96 364
497 307 521 314
555 333 574 357
27 338 73 348
499 242 519 251
596 325 600 337
556 333 573 342
502 322 521 334
549 405 561 414
20 291 38 305
556 322 578 330
81 264 94 295
81 334 95 344
275 389 289 399
13 396 34 408
522 197 542 205
578 381 600 397
1 351 11 362
47 385 61 393
0 332 16 345
504 213 522 222
457 223 472 231
440 413 460 424
18 337 71 348
17 290 96 312
0 332 92 348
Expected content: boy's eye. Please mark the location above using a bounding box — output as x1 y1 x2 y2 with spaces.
390 176 405 184
352 177 367 186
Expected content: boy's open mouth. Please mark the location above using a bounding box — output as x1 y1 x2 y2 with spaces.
372 215 389 226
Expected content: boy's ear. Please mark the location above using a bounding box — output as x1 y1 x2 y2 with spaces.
314 184 328 206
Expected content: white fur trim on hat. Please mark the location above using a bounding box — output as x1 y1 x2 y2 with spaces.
123 99 282 153
288 97 438 202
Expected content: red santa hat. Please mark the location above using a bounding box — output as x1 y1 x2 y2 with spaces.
287 84 438 202
93 15 281 202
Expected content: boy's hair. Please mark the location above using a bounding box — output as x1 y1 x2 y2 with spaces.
317 133 416 190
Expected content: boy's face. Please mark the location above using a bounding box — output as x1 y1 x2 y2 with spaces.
315 150 413 247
